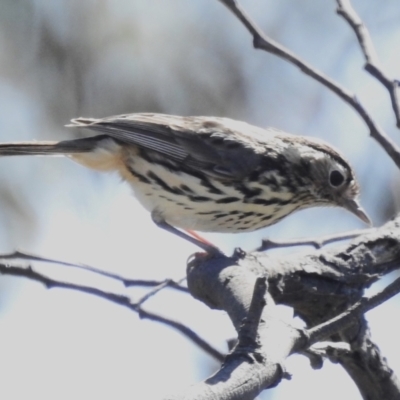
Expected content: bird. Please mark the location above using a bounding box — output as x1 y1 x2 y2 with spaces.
0 113 370 253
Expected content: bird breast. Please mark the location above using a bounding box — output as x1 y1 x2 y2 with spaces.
121 148 300 233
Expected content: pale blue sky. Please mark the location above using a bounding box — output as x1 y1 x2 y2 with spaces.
0 1 399 399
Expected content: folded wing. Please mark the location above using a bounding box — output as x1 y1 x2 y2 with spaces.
69 113 276 180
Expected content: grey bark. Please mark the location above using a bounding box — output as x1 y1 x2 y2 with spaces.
165 216 400 400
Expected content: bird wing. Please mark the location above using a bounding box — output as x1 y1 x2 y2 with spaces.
68 113 279 180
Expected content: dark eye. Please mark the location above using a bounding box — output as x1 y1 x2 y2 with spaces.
329 170 345 187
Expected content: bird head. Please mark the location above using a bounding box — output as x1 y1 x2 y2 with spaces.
281 135 371 225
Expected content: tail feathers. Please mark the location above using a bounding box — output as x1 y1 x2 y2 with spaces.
0 136 105 157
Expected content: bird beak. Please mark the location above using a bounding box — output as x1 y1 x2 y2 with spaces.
342 198 372 226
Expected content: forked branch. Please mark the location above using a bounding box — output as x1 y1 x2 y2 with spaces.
0 262 223 362
179 216 400 399
218 0 400 169
336 0 400 128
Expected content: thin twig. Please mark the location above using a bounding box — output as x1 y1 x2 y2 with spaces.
137 308 225 362
257 228 372 252
218 0 400 169
136 278 186 307
124 278 188 292
336 0 400 128
0 262 224 362
0 250 188 293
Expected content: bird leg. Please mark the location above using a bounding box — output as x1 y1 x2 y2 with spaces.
151 212 221 254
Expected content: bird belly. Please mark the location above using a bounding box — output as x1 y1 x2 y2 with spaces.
120 152 298 233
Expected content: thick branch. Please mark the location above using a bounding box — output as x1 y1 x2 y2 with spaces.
307 275 400 345
178 216 400 399
170 257 304 400
2 217 400 399
236 277 267 347
254 216 400 322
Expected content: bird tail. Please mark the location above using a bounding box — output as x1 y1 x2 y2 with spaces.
0 136 105 157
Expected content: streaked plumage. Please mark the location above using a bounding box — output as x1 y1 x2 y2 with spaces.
0 113 370 252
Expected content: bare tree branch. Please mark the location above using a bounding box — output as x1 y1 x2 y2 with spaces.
177 215 400 399
217 0 400 169
307 274 400 345
0 250 188 293
171 258 304 400
136 278 186 306
0 262 224 362
1 217 399 399
2 3 399 399
257 228 372 251
236 277 267 348
301 341 351 369
336 0 400 128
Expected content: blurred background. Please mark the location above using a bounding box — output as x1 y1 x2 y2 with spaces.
0 0 399 399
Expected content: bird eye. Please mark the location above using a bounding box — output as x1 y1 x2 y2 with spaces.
329 170 345 187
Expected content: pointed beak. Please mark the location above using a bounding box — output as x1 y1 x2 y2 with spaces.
342 198 372 226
